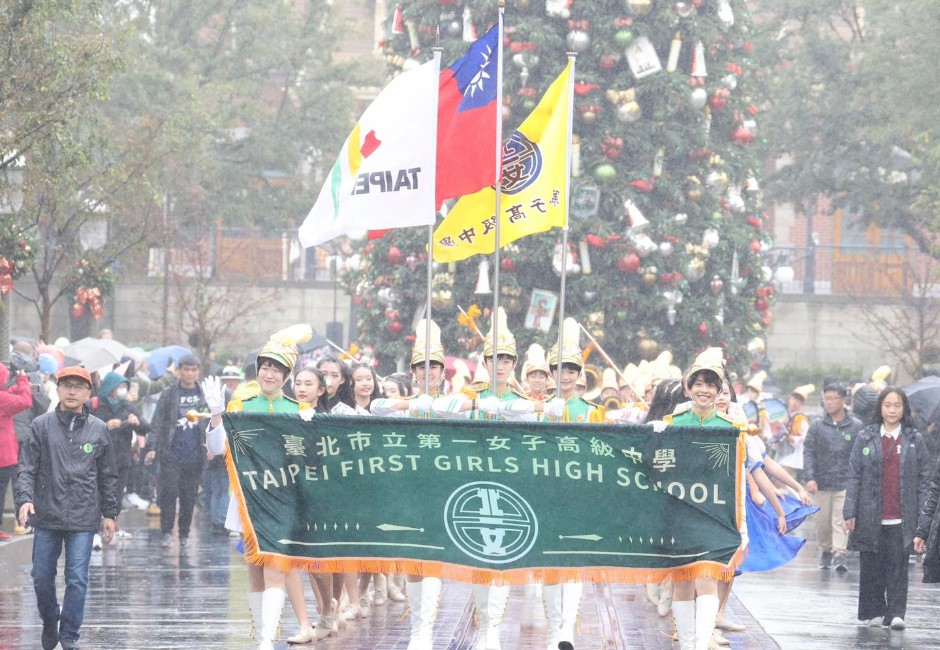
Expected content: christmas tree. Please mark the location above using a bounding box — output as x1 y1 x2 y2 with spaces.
343 0 772 375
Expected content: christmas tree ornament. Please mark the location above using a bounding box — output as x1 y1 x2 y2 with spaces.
673 2 695 17
710 275 724 294
710 88 730 110
747 336 766 359
716 0 735 27
637 336 660 360
659 241 674 256
653 147 664 177
666 32 683 72
642 266 658 285
663 289 683 325
405 19 420 51
702 228 720 249
387 245 404 264
685 257 706 282
626 0 653 16
405 253 419 272
445 16 462 37
626 36 662 79
689 86 707 109
462 6 477 42
674 212 689 224
599 52 621 71
583 289 597 300
615 29 635 46
632 233 658 258
566 22 591 52
691 40 707 77
571 134 582 176
387 319 404 335
391 3 405 35
552 241 582 276
731 124 752 144
500 257 516 272
578 239 593 274
546 0 572 19
726 188 745 212
624 200 649 232
698 322 709 337
474 258 492 294
593 163 617 181
617 252 641 274
722 73 738 90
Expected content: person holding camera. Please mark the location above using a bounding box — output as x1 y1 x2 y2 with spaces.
0 359 33 541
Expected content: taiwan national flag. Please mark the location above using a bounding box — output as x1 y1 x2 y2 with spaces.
435 22 501 207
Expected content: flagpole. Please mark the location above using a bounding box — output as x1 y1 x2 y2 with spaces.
491 3 505 381
426 46 443 396
555 52 577 387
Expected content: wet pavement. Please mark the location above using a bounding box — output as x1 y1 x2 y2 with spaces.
1 508 939 649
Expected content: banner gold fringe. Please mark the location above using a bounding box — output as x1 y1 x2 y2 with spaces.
222 432 748 584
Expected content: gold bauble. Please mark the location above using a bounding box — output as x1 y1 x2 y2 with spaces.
637 337 660 360
627 0 653 16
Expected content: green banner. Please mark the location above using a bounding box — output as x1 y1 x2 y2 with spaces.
223 413 744 584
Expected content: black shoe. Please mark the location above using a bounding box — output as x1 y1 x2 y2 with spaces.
41 620 59 650
819 551 833 569
834 554 848 573
179 535 189 547
60 640 79 650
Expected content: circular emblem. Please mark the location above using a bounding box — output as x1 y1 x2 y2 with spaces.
82 443 94 453
443 481 538 565
862 447 871 456
499 133 542 195
844 433 852 441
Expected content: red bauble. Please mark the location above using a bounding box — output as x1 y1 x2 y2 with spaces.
755 298 769 312
731 125 752 144
698 322 709 337
749 239 762 253
387 320 404 334
586 234 607 248
710 88 730 110
617 252 641 274
598 53 619 71
387 246 404 265
500 257 516 271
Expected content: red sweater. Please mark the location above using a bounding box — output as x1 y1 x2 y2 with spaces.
0 363 33 467
882 434 902 521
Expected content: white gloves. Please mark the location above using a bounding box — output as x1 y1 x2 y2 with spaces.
649 420 669 433
409 394 434 414
544 397 567 419
201 376 226 416
499 399 535 417
477 396 501 414
298 406 315 422
430 396 469 419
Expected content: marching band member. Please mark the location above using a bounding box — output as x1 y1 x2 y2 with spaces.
203 324 312 650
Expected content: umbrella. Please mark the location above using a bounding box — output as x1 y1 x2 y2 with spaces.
902 376 940 425
147 345 193 379
61 337 130 371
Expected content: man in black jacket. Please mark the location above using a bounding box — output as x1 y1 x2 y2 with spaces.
804 382 864 572
15 366 119 650
144 354 207 548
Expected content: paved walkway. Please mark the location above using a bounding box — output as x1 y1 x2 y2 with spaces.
1 508 939 649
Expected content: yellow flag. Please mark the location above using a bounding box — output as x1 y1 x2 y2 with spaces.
432 62 572 262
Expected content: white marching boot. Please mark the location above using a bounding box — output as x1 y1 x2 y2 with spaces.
694 594 720 650
559 582 582 645
672 599 696 650
247 591 263 639
258 587 285 650
406 578 441 650
472 584 510 650
542 584 562 650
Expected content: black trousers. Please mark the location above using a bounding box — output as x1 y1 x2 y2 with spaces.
158 460 204 536
858 524 909 623
0 464 15 521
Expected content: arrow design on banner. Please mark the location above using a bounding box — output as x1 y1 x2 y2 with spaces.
558 534 603 541
377 523 425 533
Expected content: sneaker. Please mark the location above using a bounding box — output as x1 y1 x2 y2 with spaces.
127 493 149 510
114 530 133 540
716 616 747 632
890 617 906 630
866 617 883 627
819 551 833 569
60 639 79 650
161 533 173 548
179 535 189 547
147 502 161 517
41 620 59 650
92 534 103 550
834 555 848 573
0 530 11 542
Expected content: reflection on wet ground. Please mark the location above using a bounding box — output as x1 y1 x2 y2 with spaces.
1 509 938 649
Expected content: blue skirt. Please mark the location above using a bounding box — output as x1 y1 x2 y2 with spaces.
739 488 817 573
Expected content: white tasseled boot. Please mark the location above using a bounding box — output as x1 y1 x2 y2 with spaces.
520 581 544 627
559 582 582 645
672 599 696 650
247 591 263 639
472 584 509 650
374 573 388 606
694 594 720 650
417 578 442 649
258 587 286 650
542 584 562 650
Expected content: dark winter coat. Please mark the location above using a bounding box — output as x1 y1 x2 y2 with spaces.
915 455 940 582
89 372 151 452
147 380 206 458
15 406 120 531
803 411 865 491
843 424 932 553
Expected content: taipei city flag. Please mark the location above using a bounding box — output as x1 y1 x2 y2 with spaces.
299 59 438 248
432 62 572 262
436 23 500 206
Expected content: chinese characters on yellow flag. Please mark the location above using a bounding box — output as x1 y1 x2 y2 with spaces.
432 62 572 262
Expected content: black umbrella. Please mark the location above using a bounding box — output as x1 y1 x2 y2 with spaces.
902 376 940 425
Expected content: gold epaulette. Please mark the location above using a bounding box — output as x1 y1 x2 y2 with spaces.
671 402 693 416
226 400 244 413
588 405 607 424
715 410 734 423
662 414 674 425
